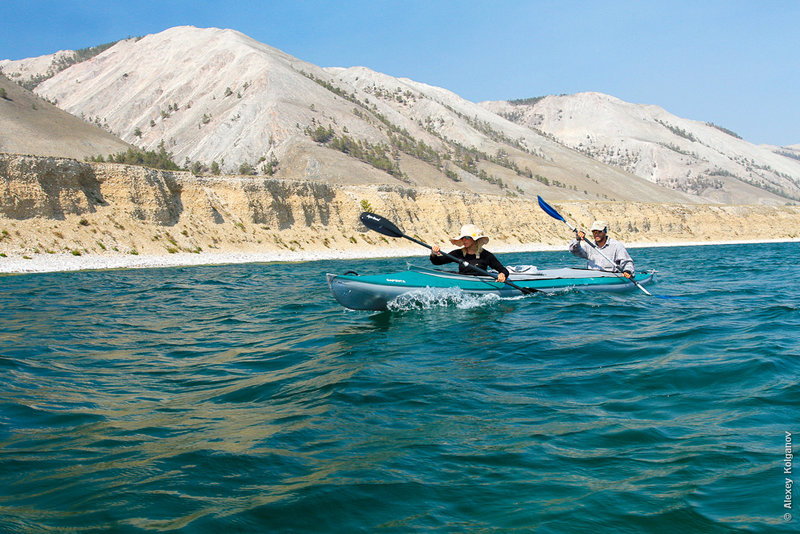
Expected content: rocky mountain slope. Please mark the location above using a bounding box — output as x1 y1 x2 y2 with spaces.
0 72 131 159
0 26 707 205
482 93 800 204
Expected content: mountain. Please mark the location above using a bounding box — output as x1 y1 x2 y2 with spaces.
481 93 800 204
0 26 698 205
1 26 797 206
0 72 131 159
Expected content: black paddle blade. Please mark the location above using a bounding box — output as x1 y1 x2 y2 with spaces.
360 212 404 238
537 196 566 222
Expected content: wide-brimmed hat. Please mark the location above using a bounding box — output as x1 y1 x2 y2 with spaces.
450 224 489 246
590 220 609 232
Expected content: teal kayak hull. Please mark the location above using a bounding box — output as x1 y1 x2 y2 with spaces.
327 265 657 311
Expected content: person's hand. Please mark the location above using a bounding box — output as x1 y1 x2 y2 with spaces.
576 231 585 241
431 245 441 255
622 272 633 279
496 272 506 283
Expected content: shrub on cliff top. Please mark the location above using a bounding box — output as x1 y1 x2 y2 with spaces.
89 141 180 171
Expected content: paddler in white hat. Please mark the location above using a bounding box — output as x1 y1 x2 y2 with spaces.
430 224 509 283
570 220 635 278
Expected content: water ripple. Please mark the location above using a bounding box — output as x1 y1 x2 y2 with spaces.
0 243 797 532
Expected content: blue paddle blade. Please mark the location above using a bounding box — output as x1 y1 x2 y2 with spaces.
537 196 565 222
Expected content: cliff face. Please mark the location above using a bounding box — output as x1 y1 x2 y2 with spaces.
1 154 799 261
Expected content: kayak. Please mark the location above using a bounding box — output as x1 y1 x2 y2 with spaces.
326 265 657 311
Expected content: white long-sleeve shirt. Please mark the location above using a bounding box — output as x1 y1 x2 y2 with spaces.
569 238 635 275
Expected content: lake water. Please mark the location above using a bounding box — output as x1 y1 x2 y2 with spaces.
1 242 798 533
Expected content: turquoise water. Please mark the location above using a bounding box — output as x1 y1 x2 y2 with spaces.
1 242 798 533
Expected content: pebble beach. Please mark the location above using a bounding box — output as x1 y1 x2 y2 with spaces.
2 238 797 274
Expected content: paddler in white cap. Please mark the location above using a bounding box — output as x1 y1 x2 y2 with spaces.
430 224 510 283
570 220 635 278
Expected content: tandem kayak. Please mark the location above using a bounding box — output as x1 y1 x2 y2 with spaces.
326 265 657 311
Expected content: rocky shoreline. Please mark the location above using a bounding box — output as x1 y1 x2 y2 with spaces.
3 238 798 275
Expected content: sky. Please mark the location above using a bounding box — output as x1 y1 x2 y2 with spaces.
1 0 798 146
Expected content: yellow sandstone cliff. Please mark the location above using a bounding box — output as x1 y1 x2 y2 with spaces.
1 154 799 263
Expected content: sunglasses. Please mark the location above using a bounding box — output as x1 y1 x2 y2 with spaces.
461 236 474 241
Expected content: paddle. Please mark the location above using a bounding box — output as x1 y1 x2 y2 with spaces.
359 212 537 295
537 196 654 296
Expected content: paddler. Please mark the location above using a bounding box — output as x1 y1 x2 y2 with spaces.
569 220 635 278
430 224 510 283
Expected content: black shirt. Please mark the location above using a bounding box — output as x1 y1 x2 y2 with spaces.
429 248 510 277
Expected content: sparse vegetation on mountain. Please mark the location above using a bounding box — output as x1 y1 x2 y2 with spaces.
658 142 695 156
706 122 742 139
190 161 204 175
326 133 405 178
261 155 279 176
309 125 334 143
13 41 122 90
508 96 546 106
655 119 697 142
89 142 180 171
776 150 800 162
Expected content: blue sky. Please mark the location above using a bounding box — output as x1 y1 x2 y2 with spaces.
1 1 798 146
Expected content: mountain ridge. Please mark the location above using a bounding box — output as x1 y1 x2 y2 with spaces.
481 92 800 203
